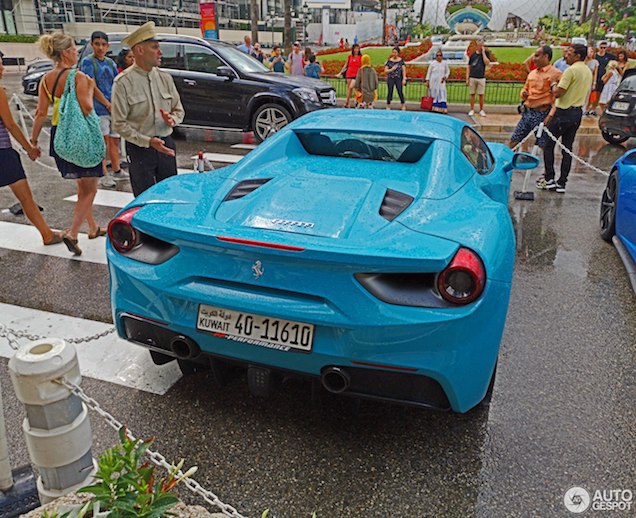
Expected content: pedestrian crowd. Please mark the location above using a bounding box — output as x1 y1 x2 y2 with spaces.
1 30 633 253
0 21 183 257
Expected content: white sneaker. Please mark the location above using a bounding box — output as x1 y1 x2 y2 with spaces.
479 110 487 117
100 176 116 188
468 110 475 116
111 170 129 181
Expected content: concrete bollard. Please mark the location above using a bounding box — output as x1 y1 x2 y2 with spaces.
8 338 96 504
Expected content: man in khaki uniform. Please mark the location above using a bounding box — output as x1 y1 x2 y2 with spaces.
112 22 185 196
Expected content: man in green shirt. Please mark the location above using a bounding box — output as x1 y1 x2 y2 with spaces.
537 44 592 194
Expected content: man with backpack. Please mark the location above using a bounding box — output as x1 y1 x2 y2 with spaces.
80 31 128 188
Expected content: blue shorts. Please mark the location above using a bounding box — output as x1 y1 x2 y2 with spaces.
511 109 550 147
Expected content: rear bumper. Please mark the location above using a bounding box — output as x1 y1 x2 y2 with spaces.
599 112 636 138
108 245 511 413
121 312 452 410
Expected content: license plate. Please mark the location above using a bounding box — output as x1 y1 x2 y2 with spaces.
612 101 630 111
197 304 314 352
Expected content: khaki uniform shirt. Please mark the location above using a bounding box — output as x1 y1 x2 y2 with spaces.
521 64 562 109
555 61 593 109
111 64 185 148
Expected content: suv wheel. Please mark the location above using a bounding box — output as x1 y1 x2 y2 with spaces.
601 129 629 145
252 103 292 142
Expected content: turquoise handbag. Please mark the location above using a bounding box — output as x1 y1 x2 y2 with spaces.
53 68 106 168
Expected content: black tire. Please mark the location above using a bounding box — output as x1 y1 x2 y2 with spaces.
177 359 209 376
251 103 292 142
480 363 497 406
601 129 629 145
600 169 618 242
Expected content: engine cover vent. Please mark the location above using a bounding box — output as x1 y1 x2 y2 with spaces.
379 189 414 221
224 178 272 201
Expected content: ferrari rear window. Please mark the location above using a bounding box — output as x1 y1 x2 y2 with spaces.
296 131 433 163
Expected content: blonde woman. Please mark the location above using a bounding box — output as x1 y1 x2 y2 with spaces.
31 32 106 256
0 55 63 246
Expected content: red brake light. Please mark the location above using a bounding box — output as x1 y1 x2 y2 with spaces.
216 236 305 251
108 206 142 252
437 247 485 305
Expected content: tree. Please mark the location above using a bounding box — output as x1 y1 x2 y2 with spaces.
588 0 601 44
284 0 293 54
250 0 259 44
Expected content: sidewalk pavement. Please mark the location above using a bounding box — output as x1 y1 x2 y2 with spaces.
461 110 601 136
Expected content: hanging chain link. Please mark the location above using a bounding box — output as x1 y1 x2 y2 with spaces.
512 124 540 152
0 323 116 350
541 124 611 177
55 379 247 518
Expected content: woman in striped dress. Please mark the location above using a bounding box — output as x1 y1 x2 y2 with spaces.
0 55 63 246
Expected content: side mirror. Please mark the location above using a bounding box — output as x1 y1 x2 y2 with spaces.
504 152 540 172
216 66 235 80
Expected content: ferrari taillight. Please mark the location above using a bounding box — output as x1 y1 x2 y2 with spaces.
437 248 485 305
108 206 142 253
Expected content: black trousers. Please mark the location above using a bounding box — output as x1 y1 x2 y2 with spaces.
126 135 177 197
387 76 405 104
542 107 582 186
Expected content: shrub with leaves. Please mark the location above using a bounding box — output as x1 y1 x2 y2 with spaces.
76 427 196 518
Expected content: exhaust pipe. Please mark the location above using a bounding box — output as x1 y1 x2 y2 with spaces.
321 367 351 394
169 335 200 360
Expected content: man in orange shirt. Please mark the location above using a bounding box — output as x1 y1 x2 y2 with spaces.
509 46 562 148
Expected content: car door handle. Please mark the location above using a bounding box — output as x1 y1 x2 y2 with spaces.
184 79 197 86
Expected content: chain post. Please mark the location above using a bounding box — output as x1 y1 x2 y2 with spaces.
8 339 96 505
57 379 247 518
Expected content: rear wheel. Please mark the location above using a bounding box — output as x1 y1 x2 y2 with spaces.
601 129 629 145
252 103 292 142
600 170 619 242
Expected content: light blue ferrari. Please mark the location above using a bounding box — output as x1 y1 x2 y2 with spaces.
600 148 636 291
107 111 539 413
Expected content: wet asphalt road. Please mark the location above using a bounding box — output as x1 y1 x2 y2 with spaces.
1 73 635 518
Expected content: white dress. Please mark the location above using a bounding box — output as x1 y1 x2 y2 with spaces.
426 60 450 105
600 70 620 104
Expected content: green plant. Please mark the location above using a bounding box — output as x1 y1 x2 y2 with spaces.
0 34 39 43
78 427 197 518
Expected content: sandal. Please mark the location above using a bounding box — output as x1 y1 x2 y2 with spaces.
88 227 107 239
63 234 82 256
43 232 64 246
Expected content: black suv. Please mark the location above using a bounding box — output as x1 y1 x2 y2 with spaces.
599 68 636 145
79 34 337 141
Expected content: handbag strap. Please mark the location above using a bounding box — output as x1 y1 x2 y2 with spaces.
50 67 71 99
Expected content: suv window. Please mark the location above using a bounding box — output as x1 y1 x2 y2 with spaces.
159 43 184 70
461 127 494 174
183 44 224 74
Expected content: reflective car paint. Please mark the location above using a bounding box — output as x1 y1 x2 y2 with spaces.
614 150 636 271
107 111 534 413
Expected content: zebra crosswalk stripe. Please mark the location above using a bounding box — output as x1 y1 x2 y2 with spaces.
0 302 181 394
0 221 107 264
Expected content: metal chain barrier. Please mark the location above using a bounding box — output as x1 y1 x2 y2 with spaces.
56 379 247 518
541 124 611 177
512 124 540 152
0 323 116 351
9 93 59 172
1 324 247 516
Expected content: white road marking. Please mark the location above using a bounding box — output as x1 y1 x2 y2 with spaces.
189 152 243 164
230 143 258 150
0 221 107 264
0 303 181 395
64 189 134 209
